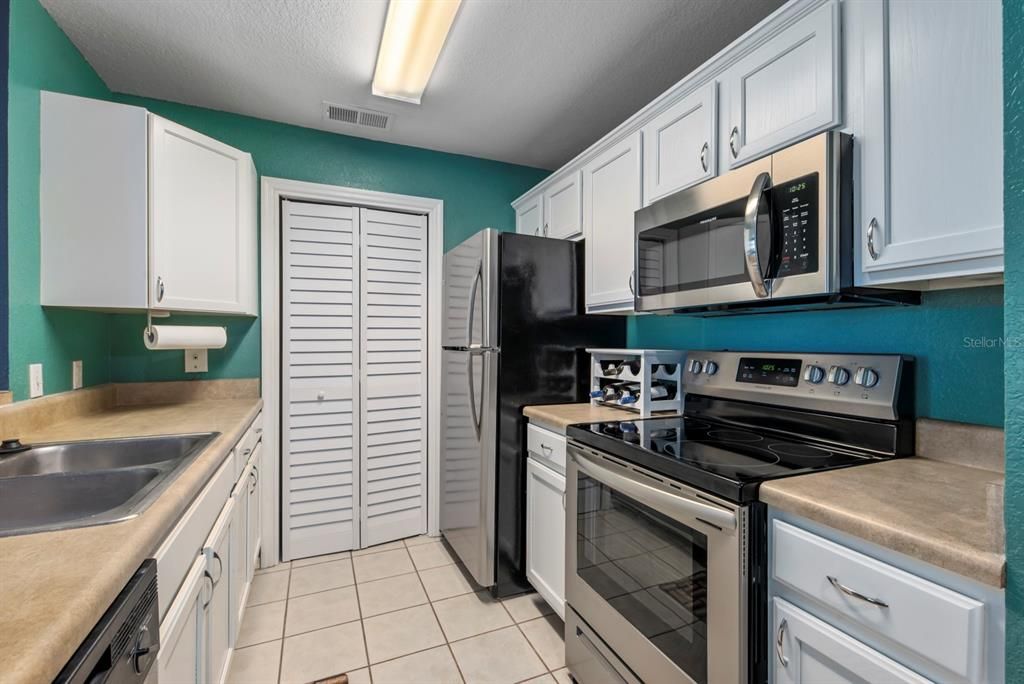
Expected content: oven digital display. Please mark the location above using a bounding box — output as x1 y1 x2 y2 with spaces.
736 357 802 386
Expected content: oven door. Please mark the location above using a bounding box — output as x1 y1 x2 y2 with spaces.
565 443 747 684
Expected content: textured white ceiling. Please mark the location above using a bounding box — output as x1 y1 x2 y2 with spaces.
40 0 785 170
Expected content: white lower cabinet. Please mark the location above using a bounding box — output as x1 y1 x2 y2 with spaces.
156 415 264 684
773 598 929 684
158 556 207 684
526 456 566 619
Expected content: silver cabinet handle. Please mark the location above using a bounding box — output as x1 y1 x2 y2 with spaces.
776 618 789 667
254 427 263 435
534 226 540 236
866 218 881 260
156 276 165 302
743 171 772 299
540 443 553 453
202 571 214 609
242 447 252 456
628 271 635 295
729 126 740 159
212 551 224 584
543 222 549 237
827 575 889 608
699 141 709 172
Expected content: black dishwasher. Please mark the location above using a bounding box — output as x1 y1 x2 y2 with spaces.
55 559 159 684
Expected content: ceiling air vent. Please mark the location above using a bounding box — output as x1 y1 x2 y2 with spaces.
323 102 392 131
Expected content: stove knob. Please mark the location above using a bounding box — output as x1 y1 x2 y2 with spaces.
854 367 879 388
802 365 825 384
704 361 719 376
688 359 703 375
827 365 851 386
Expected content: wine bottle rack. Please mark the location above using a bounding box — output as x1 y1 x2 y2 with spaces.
587 348 686 417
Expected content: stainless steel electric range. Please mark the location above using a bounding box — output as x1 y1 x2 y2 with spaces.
563 350 914 684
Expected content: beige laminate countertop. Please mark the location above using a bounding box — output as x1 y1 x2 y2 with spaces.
760 457 1006 588
523 402 675 434
0 397 262 684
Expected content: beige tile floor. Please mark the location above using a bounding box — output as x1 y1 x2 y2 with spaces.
228 535 571 684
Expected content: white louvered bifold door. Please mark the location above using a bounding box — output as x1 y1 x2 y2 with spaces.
358 209 428 547
282 200 360 559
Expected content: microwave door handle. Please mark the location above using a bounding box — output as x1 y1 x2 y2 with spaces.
743 171 772 299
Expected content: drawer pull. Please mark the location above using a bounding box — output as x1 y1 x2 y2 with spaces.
775 618 789 667
827 575 889 608
540 443 553 453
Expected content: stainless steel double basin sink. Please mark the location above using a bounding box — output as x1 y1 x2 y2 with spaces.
0 432 218 537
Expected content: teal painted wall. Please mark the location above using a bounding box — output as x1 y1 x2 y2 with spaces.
106 94 547 383
7 0 548 393
629 287 1004 426
7 0 115 399
1003 0 1023 676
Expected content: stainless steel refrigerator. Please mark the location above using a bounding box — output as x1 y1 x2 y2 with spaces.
440 229 625 597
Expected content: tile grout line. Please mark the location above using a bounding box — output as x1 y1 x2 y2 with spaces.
276 564 292 684
350 567 373 684
413 566 468 684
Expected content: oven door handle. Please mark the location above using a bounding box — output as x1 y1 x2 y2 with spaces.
574 452 737 531
743 171 772 299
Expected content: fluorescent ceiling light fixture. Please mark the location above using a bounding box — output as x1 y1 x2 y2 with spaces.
372 0 462 104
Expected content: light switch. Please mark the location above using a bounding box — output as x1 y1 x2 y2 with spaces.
185 349 208 373
29 364 43 398
72 360 83 390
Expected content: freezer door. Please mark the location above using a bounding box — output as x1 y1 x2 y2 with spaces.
442 229 498 349
440 348 498 587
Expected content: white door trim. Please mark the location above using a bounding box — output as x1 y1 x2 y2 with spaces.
260 176 444 566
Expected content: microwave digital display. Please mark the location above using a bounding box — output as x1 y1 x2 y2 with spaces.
736 357 802 387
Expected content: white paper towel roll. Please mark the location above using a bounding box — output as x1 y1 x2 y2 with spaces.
144 325 227 350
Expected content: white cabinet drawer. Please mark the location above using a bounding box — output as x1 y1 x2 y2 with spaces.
154 453 235 620
773 520 985 682
234 411 262 480
527 424 566 474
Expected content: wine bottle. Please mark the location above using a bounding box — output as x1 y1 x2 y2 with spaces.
649 382 677 401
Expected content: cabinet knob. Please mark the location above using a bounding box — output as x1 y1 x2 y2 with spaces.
699 141 709 172
729 126 740 159
867 218 881 260
317 391 326 400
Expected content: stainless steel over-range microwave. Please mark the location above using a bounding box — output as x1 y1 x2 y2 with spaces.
633 131 917 314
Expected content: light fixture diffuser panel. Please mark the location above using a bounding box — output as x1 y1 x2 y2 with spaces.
372 0 462 104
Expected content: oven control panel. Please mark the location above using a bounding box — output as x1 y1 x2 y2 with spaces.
684 351 910 421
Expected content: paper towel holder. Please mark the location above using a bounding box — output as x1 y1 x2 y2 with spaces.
144 310 171 344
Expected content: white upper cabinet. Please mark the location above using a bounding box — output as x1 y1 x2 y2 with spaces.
515 192 543 236
642 82 718 206
40 91 258 316
150 116 257 314
852 0 1003 287
543 171 583 239
720 0 840 169
583 131 643 313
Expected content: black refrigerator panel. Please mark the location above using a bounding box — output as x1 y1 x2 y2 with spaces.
492 234 626 597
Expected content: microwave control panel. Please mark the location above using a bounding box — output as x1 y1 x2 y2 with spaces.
775 173 819 277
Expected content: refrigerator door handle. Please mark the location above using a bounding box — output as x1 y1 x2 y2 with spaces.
465 260 483 348
467 353 482 439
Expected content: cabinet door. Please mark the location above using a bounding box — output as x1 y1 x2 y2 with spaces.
722 0 839 168
583 132 643 313
515 194 544 236
247 442 263 576
855 0 1002 285
158 555 208 684
543 172 583 240
643 82 717 206
774 599 930 684
526 458 566 619
229 469 249 640
204 498 235 684
149 115 256 314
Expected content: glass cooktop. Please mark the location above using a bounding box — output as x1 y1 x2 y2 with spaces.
566 416 888 503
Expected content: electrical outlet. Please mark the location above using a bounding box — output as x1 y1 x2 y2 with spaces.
29 364 43 398
185 349 208 373
72 360 83 390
